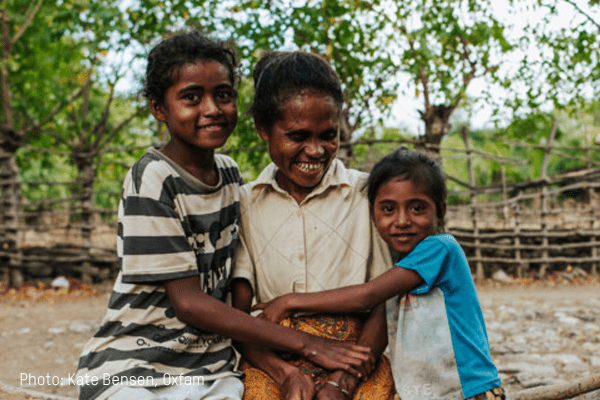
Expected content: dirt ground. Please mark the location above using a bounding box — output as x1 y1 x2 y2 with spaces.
0 278 599 400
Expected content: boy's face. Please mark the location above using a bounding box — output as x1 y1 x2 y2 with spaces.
257 92 339 204
150 60 237 152
372 177 445 259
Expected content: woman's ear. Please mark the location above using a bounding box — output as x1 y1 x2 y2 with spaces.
256 123 270 142
149 98 167 123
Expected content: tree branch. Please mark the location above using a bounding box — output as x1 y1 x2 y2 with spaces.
563 0 600 31
10 0 42 49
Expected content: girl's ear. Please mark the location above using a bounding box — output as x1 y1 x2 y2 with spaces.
438 202 447 222
149 98 167 123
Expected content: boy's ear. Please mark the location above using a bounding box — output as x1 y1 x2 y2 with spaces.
149 98 167 122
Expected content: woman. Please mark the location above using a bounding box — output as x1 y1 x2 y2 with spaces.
232 51 396 400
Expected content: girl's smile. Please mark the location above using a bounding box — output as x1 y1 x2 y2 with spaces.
372 177 445 259
257 92 339 204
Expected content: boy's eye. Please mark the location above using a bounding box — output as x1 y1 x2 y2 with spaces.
216 90 235 102
184 93 199 102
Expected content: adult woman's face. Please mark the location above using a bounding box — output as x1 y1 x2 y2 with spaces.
257 92 339 204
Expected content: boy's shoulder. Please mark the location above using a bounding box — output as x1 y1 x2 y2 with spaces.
128 149 169 193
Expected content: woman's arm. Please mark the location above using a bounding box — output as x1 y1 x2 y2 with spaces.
253 266 424 322
318 302 387 399
231 278 318 400
163 276 373 378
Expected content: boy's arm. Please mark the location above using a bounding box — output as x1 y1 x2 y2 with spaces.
163 276 373 378
253 267 424 322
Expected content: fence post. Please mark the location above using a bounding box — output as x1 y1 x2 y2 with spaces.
538 119 557 279
585 126 598 276
462 126 484 281
513 190 525 278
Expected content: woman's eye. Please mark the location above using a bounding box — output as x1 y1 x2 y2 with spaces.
287 132 308 142
321 130 338 141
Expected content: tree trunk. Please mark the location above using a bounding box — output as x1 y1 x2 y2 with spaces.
74 151 95 283
416 104 454 165
0 127 22 286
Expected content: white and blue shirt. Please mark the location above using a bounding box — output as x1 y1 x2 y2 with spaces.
387 234 501 399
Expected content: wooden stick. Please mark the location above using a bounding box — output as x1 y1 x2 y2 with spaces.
510 374 600 400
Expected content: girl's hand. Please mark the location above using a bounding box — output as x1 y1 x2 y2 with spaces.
252 294 295 323
303 336 375 380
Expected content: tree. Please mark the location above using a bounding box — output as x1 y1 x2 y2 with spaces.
389 0 514 163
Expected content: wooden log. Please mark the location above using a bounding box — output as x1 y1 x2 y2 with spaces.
510 374 600 400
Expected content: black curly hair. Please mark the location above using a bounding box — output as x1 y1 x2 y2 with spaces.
143 30 239 105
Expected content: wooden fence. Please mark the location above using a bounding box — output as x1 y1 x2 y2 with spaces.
1 120 600 286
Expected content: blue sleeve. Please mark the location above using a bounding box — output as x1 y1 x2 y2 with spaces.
396 235 449 294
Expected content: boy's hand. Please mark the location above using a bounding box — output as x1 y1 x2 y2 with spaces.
252 294 295 322
303 336 375 380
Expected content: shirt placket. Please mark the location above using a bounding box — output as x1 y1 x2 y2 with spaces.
291 205 307 293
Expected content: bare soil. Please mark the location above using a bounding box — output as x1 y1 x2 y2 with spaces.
0 279 599 400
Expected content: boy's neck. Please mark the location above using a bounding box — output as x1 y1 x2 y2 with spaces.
160 143 219 186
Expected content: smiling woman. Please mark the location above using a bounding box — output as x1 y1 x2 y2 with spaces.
232 51 396 400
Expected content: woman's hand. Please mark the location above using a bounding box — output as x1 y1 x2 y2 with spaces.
316 370 358 400
252 293 295 323
303 335 375 380
279 369 316 400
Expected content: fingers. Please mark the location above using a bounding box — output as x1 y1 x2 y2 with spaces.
250 302 266 311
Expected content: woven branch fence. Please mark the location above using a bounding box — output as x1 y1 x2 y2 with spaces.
1 121 600 287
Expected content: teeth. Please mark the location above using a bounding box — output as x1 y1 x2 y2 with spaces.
297 163 322 172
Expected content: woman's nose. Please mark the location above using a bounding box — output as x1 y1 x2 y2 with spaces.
306 141 325 157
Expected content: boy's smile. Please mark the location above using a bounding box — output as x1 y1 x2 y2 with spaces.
151 60 237 155
372 177 444 259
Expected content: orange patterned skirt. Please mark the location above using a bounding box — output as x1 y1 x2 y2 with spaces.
241 314 396 400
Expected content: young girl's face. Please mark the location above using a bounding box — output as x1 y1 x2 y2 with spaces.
372 177 445 258
257 92 339 203
151 60 237 152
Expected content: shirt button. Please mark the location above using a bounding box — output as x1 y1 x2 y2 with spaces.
298 254 305 262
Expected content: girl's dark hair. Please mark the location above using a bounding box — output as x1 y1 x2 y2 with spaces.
143 30 238 105
249 51 343 129
368 147 447 230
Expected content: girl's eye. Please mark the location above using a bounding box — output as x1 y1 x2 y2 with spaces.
381 204 394 213
411 203 426 213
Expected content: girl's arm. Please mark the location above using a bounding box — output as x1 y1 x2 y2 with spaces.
253 266 424 322
163 276 373 379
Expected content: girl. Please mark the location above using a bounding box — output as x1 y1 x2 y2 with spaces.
232 51 396 400
253 147 506 400
75 31 371 400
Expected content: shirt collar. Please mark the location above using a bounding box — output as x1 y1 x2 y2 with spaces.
250 159 353 203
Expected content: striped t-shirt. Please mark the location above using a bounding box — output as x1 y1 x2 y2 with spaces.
76 148 244 400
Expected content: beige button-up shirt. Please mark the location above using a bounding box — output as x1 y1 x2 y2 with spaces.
233 159 392 303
